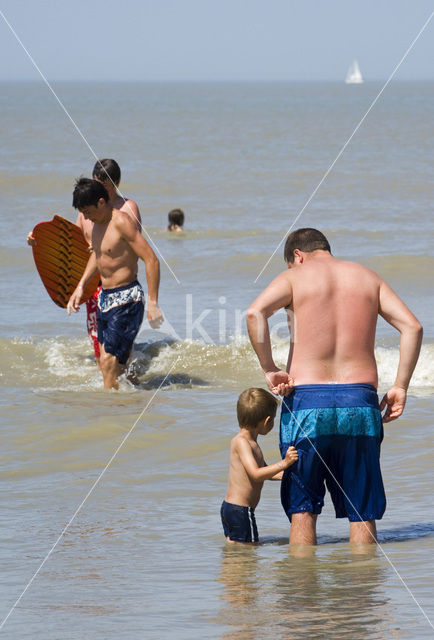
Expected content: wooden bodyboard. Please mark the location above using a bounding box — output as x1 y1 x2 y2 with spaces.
32 215 100 308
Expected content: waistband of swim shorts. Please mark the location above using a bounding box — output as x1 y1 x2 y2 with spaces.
101 279 140 295
281 383 379 412
222 500 255 513
98 280 144 313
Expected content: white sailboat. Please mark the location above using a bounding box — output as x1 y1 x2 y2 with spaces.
345 60 363 84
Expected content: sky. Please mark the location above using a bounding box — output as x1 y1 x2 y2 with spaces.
0 1 433 82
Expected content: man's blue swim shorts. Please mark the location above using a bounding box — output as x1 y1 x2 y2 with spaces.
97 280 144 365
221 500 259 543
279 383 386 522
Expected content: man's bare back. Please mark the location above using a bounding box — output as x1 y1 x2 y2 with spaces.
284 254 380 386
248 248 421 404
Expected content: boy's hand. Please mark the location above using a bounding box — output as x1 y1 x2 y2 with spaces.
146 301 164 329
67 286 83 314
284 446 298 467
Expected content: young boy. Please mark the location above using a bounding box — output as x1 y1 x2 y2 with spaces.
221 388 298 544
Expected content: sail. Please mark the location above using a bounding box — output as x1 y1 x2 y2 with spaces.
345 60 363 84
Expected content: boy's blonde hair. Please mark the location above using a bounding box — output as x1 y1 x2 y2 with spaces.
237 388 278 428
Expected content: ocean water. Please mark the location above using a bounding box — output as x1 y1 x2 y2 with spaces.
0 81 433 639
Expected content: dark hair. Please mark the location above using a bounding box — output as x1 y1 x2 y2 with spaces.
284 228 331 263
237 388 278 428
72 177 109 209
168 208 185 228
92 158 121 186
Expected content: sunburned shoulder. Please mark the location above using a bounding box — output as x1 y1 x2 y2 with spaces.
292 256 381 279
337 259 382 281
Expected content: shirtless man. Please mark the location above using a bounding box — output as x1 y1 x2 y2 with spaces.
247 228 422 545
75 159 142 367
67 178 162 389
27 159 141 369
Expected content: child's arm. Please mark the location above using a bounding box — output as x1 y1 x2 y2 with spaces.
237 441 298 482
270 446 299 479
270 467 285 480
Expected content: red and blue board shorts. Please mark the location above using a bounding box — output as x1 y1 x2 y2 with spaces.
86 285 102 359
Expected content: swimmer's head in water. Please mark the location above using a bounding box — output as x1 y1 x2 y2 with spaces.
167 208 185 229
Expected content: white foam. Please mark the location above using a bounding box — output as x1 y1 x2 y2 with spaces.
37 337 102 391
25 334 434 395
137 336 434 392
376 344 434 389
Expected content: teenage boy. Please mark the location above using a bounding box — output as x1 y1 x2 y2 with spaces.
67 178 162 389
76 159 142 366
27 159 141 368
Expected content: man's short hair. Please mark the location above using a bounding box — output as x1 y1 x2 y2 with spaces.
168 208 185 227
284 228 331 263
72 177 109 210
237 388 278 428
92 158 121 186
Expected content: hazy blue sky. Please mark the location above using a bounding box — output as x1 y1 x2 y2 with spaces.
0 1 433 82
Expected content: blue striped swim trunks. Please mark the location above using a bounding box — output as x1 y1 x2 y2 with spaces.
279 384 386 522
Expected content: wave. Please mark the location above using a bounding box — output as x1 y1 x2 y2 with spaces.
137 337 434 392
374 344 434 389
1 335 433 394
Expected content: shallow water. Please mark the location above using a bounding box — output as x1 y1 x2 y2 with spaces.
0 81 433 638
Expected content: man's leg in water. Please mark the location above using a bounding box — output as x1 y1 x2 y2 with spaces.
99 343 125 390
289 512 318 545
350 520 377 544
289 514 377 545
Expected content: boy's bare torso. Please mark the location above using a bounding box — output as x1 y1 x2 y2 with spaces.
286 256 380 386
78 198 142 290
78 196 141 246
91 209 139 289
225 433 265 509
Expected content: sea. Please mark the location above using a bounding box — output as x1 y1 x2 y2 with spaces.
0 81 433 639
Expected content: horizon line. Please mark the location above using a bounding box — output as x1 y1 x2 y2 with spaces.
1 77 434 83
